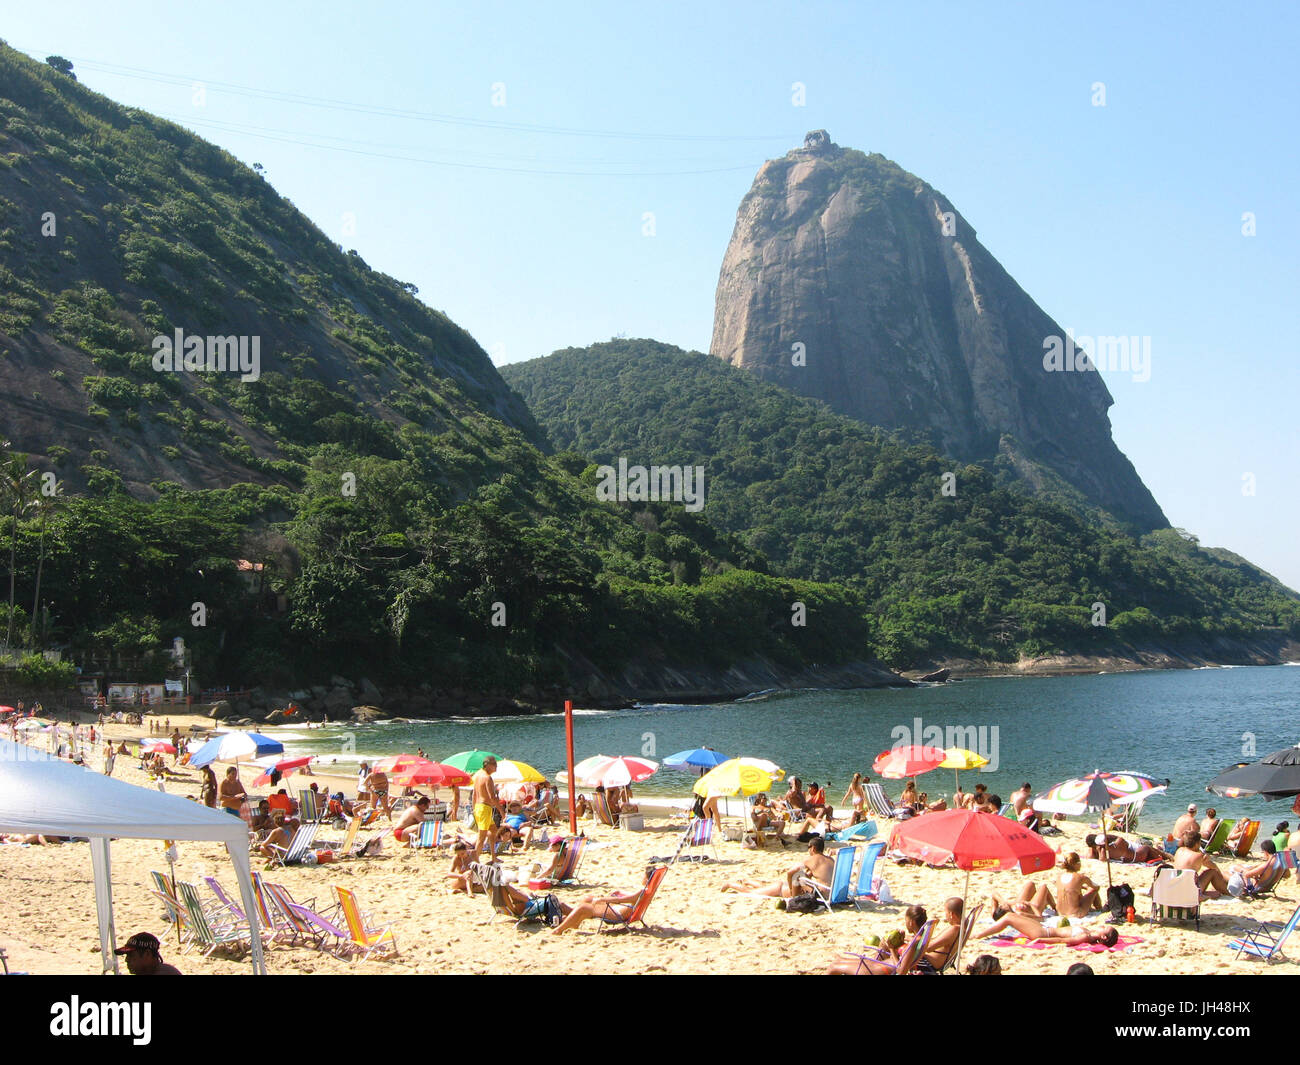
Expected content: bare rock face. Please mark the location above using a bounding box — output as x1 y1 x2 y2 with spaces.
711 135 1167 531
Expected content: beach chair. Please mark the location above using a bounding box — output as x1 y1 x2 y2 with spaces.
864 782 904 821
1227 903 1300 963
850 841 887 909
1234 819 1261 857
410 819 444 851
149 871 195 944
1150 867 1200 930
536 837 586 886
946 902 984 975
250 872 296 945
828 819 877 846
201 875 271 944
176 881 251 957
325 816 362 858
800 844 858 913
591 791 618 827
671 818 718 864
1203 818 1235 855
299 789 323 823
845 919 937 975
1242 855 1288 900
597 865 669 934
262 880 351 956
266 822 319 867
334 886 399 959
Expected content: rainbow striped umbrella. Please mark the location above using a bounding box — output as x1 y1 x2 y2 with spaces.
1033 770 1168 817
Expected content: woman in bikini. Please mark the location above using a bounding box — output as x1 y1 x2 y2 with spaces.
842 773 866 824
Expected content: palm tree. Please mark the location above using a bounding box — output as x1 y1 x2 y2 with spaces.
29 475 62 649
0 447 37 652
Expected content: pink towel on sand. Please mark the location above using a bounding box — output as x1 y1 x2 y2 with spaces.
991 934 1144 953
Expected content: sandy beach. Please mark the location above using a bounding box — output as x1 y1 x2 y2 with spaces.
1 715 1295 976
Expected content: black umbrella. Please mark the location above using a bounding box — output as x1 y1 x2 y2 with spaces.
1206 747 1300 800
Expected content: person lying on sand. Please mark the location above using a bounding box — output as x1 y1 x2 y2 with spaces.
393 796 431 845
990 881 1055 918
827 903 939 975
1173 830 1230 897
1085 833 1163 865
720 837 834 897
974 911 1121 948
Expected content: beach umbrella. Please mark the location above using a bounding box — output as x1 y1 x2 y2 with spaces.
142 741 177 754
570 754 658 787
1033 770 1169 886
444 750 502 773
0 706 15 715
493 759 546 784
1207 747 1300 800
662 748 729 772
872 745 948 780
393 761 472 789
250 755 314 788
693 758 773 798
187 731 284 768
14 719 43 731
940 747 989 794
735 756 785 781
889 807 1057 971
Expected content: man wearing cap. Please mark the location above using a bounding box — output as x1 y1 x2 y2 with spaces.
115 932 182 975
1173 804 1199 841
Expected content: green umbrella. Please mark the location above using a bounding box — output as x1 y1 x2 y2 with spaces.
444 749 502 773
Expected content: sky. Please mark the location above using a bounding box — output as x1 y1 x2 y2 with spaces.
6 2 1299 589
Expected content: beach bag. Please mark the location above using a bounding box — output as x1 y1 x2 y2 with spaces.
785 893 820 914
1107 883 1135 921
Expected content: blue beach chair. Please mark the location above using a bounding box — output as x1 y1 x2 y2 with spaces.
801 844 857 913
851 841 887 909
1228 903 1300 963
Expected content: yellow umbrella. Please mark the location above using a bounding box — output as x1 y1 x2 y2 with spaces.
693 758 774 797
494 759 547 784
940 747 989 794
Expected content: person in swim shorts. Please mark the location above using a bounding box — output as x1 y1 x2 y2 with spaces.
472 756 501 859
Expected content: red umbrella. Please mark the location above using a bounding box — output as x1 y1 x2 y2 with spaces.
389 759 472 789
872 745 948 780
251 755 314 788
142 741 177 754
890 808 1057 970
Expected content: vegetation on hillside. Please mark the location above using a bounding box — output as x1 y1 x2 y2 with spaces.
503 340 1300 665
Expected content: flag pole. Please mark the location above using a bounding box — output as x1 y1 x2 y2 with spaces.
564 700 577 836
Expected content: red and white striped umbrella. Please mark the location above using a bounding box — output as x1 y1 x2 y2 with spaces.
871 745 948 780
569 754 658 788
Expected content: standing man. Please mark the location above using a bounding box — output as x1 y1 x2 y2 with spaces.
219 766 247 817
471 756 501 858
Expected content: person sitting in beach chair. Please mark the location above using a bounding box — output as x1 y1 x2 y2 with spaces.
1173 829 1231 898
393 796 432 845
550 866 664 935
497 802 535 849
827 904 937 975
253 811 292 860
1200 808 1223 843
778 778 808 820
806 782 827 816
973 910 1121 948
1228 840 1289 897
750 793 788 847
250 799 273 834
720 837 834 898
1085 832 1163 865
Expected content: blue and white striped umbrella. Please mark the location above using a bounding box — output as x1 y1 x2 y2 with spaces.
188 731 284 768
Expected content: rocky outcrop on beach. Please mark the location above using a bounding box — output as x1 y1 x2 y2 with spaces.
711 131 1168 531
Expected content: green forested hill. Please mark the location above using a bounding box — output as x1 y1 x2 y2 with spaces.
503 339 1300 664
0 48 880 692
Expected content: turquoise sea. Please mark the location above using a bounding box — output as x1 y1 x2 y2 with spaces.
272 664 1300 827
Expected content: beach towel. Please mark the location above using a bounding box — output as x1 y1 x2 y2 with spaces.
990 934 1144 953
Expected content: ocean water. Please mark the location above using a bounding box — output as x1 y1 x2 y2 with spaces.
275 664 1300 828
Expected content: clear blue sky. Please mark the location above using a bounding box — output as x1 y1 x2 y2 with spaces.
8 2 1299 590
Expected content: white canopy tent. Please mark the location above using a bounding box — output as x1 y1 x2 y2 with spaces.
0 738 264 974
